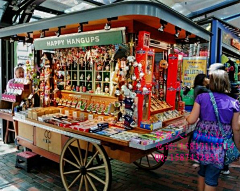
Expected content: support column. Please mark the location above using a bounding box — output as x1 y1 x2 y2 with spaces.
210 20 219 65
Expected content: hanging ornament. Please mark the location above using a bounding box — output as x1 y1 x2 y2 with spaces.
128 83 133 90
96 73 101 81
86 74 91 81
136 82 141 89
133 61 138 67
143 86 148 94
139 71 144 79
132 74 137 81
105 85 109 93
115 88 121 96
138 63 142 71
105 64 110 71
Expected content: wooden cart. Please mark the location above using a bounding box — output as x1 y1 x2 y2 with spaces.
13 117 192 191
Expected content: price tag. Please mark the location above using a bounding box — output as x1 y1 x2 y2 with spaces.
88 114 93 120
73 111 78 118
65 110 69 116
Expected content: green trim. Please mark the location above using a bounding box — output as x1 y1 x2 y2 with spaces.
34 30 123 50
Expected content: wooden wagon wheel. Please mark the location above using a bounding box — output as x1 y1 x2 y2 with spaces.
133 146 168 170
60 138 112 191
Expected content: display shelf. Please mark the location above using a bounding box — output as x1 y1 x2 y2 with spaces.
150 106 172 115
61 90 117 99
162 116 184 126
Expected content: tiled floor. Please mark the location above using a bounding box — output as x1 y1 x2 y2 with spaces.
0 139 239 191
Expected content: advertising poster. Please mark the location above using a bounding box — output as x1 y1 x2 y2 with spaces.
182 57 207 87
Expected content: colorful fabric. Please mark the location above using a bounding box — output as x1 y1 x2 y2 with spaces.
190 120 232 169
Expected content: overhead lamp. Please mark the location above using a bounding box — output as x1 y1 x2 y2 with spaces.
158 19 168 32
104 17 118 30
175 26 181 38
55 26 65 37
185 31 191 42
78 22 88 33
10 37 14 43
25 32 31 41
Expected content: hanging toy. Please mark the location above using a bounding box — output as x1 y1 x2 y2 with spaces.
80 73 84 80
105 85 109 93
128 83 133 90
86 74 91 81
115 87 121 96
139 71 144 79
133 61 138 67
96 83 101 94
132 74 137 81
96 73 101 81
160 60 168 69
143 86 148 94
138 63 142 71
136 82 141 89
105 75 110 82
105 64 110 71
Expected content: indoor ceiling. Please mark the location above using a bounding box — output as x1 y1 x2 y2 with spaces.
0 0 240 30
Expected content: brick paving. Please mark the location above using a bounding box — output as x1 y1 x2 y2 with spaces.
0 138 239 191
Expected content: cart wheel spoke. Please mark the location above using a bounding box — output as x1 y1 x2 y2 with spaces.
146 155 150 167
84 142 89 165
151 153 158 163
78 175 84 191
84 175 89 191
63 169 80 175
133 146 169 170
63 158 80 169
85 150 99 168
139 157 142 165
60 138 112 191
68 146 81 166
87 172 106 185
77 139 84 165
86 174 97 191
87 165 105 171
68 173 82 189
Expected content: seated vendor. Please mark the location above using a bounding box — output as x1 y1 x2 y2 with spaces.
6 66 25 92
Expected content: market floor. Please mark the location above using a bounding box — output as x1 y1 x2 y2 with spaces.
0 138 239 191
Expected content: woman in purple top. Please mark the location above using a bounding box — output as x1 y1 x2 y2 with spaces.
187 70 240 191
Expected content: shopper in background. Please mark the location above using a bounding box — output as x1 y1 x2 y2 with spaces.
193 74 210 100
187 70 240 191
6 66 25 92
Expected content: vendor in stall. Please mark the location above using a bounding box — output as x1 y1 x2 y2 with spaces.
6 66 25 92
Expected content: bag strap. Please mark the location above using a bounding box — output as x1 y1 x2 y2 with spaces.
209 92 225 137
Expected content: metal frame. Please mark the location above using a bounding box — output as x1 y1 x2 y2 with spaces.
188 0 240 19
198 17 240 64
13 117 101 145
0 1 211 41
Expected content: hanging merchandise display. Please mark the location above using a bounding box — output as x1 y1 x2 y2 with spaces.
0 2 212 190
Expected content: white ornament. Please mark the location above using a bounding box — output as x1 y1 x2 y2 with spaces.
139 71 144 78
132 75 137 81
125 65 129 71
127 56 135 63
136 82 141 89
133 61 138 67
128 83 133 90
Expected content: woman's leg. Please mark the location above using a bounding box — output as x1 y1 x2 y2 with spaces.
198 176 205 191
204 184 216 191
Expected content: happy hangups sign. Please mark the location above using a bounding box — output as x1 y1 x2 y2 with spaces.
34 29 124 50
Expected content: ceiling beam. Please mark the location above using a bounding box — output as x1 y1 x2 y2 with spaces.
82 0 104 6
35 5 65 15
223 13 240 21
187 0 240 19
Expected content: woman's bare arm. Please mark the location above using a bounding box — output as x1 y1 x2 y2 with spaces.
232 112 240 151
186 102 200 125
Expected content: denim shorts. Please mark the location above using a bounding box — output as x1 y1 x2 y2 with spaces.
198 164 221 187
